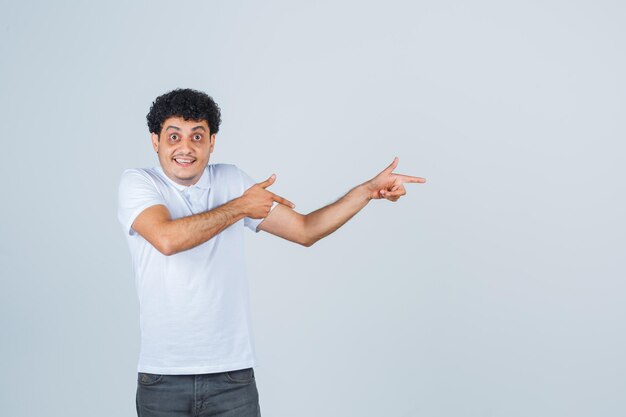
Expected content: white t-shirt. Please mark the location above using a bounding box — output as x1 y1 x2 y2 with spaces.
117 163 269 375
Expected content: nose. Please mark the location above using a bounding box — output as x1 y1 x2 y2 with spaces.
177 137 194 154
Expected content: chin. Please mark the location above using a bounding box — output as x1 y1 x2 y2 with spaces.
174 171 199 181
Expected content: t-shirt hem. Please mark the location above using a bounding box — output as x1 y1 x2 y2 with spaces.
253 201 279 233
137 359 256 375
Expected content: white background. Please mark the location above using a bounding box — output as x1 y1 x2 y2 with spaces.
1 1 624 416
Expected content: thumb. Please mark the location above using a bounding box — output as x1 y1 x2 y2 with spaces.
258 173 276 189
384 156 399 173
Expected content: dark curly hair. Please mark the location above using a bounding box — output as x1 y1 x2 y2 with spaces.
146 88 222 136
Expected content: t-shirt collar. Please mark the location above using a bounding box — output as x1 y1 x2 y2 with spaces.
155 166 210 191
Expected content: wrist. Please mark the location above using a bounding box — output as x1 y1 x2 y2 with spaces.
357 182 375 201
227 196 250 218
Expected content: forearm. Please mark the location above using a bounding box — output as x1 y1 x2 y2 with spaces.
160 198 247 255
303 183 371 245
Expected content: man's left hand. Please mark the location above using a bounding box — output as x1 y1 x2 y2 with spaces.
365 157 426 202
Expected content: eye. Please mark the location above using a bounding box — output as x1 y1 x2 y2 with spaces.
193 134 202 141
169 134 179 141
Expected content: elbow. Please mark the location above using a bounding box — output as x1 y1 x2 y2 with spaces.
159 246 176 256
300 235 318 247
299 218 318 247
155 236 178 256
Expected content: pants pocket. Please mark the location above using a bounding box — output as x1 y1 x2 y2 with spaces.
225 367 254 383
138 372 165 386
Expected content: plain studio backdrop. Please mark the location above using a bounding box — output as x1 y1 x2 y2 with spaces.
1 1 624 416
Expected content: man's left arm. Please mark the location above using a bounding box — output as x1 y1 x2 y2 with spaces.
257 157 426 246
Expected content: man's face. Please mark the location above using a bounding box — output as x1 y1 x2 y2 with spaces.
151 116 216 186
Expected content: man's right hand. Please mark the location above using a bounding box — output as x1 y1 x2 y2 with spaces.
238 174 295 219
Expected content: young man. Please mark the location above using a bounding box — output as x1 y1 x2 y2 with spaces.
118 88 426 417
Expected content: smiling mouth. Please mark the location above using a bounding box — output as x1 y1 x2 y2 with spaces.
173 157 196 167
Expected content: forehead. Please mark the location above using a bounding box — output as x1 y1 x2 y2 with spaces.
162 116 210 132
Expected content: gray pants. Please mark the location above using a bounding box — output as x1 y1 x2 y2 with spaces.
136 368 261 417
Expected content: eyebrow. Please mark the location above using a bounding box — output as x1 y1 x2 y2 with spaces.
165 125 207 132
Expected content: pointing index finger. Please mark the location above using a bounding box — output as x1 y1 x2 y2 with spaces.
395 174 427 183
271 192 296 209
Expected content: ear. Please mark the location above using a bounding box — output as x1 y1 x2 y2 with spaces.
209 133 216 154
151 133 159 153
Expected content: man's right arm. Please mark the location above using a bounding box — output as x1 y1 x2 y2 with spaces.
131 173 294 256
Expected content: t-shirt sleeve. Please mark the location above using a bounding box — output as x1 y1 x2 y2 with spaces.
237 167 278 233
117 169 167 236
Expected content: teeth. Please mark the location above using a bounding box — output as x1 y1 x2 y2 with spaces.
175 159 193 164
